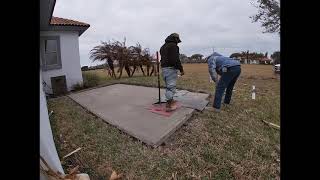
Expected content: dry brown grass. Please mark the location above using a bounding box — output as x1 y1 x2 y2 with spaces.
49 63 280 179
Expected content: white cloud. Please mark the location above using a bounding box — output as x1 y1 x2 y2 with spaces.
53 0 280 66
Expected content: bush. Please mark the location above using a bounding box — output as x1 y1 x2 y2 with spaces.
83 73 100 87
72 73 101 91
72 82 86 91
81 66 89 71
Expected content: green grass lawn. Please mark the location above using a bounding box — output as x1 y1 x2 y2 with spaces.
48 64 280 179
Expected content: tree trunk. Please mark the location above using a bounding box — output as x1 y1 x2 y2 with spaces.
147 65 150 76
117 66 123 79
124 65 131 77
111 68 116 78
150 65 154 76
140 65 146 76
131 66 136 77
105 68 111 77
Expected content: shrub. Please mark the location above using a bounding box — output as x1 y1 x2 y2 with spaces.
72 73 101 91
83 73 100 87
81 66 89 71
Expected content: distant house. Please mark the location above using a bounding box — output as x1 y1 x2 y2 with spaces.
258 57 272 64
244 58 271 64
40 12 90 95
231 56 248 64
231 56 271 65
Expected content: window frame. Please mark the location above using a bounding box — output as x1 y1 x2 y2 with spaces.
40 36 62 71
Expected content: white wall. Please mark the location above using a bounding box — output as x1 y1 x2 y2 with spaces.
40 31 83 94
40 73 64 179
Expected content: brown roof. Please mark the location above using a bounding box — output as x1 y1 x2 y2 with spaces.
50 16 90 27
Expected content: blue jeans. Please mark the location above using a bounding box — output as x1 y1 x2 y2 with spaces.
162 67 178 100
213 66 241 109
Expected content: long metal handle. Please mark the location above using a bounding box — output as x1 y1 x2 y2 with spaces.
157 51 160 103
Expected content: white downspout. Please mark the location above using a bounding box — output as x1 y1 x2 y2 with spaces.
40 72 64 179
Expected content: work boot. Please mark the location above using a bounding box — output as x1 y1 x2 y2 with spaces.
171 99 178 109
205 106 221 113
166 99 177 112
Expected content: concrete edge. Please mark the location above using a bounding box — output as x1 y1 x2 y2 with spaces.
153 108 195 147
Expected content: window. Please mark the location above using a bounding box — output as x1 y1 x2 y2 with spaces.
41 36 62 70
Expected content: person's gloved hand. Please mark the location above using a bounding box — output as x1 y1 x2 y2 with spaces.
180 71 185 76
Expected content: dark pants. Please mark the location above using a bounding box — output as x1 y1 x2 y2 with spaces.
213 65 241 109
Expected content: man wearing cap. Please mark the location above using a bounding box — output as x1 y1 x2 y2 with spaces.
206 51 241 112
160 33 185 111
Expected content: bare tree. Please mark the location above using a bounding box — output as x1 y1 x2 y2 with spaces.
90 40 157 79
90 41 116 78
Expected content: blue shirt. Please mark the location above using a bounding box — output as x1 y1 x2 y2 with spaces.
207 52 240 82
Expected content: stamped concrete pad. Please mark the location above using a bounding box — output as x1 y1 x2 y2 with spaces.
68 84 197 147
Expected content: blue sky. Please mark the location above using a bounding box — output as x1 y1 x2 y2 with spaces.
53 0 280 66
